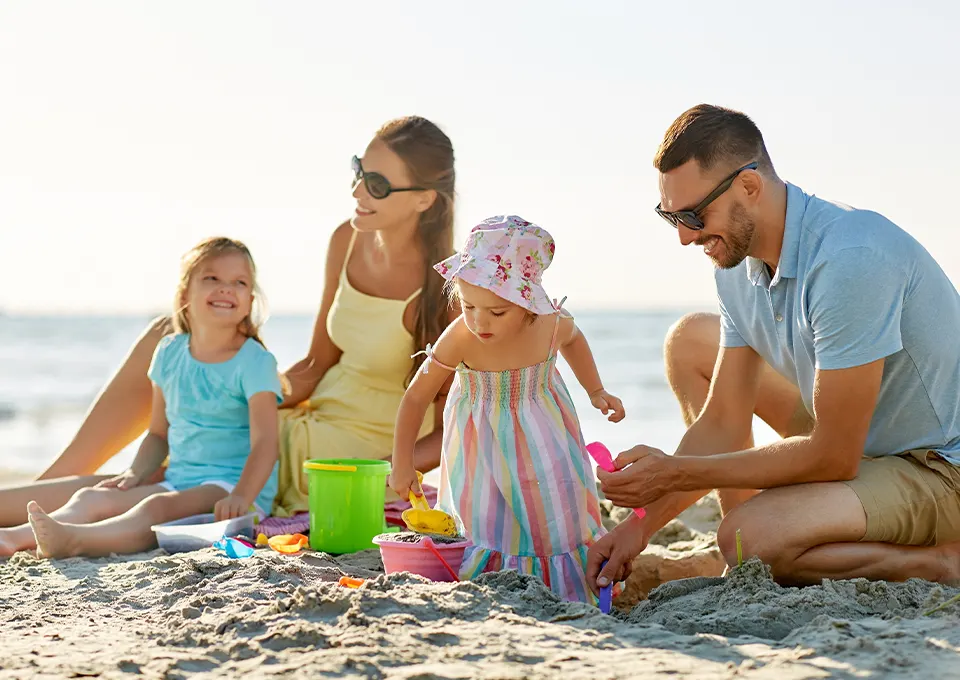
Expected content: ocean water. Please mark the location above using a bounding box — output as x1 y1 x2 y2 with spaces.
0 310 773 479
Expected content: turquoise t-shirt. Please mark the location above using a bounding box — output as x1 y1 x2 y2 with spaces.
147 333 284 512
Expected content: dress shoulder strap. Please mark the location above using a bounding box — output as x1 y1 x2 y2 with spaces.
547 295 569 359
340 229 359 279
411 343 458 375
402 287 423 305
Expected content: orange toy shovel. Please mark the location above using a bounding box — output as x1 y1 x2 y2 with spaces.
268 533 309 554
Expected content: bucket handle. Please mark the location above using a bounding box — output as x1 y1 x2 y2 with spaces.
303 462 358 472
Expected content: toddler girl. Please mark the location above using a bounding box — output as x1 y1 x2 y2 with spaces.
389 215 624 604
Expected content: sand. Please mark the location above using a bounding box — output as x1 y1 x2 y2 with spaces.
376 531 467 545
3 498 960 678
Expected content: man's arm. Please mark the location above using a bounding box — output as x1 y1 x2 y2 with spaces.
646 242 902 496
675 358 883 489
599 343 764 540
603 358 884 509
588 342 764 591
592 238 902 591
605 241 903 508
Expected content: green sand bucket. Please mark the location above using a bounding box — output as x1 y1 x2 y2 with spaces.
303 458 391 554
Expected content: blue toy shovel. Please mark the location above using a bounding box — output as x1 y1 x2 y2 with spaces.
213 536 255 559
599 559 613 614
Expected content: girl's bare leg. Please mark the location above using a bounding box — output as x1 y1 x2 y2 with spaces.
0 317 172 527
0 484 164 556
0 476 110 528
28 485 229 559
0 469 165 528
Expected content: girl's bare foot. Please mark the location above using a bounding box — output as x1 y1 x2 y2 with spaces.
27 501 81 559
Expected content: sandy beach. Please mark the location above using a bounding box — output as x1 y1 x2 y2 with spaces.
3 494 959 679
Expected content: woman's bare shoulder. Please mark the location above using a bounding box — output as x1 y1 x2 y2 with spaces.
323 220 356 276
329 220 355 254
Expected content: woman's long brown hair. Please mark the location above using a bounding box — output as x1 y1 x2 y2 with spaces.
376 116 456 384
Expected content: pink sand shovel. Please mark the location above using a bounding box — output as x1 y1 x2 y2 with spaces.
587 441 646 614
586 441 646 521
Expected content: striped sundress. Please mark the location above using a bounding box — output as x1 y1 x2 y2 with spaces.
432 312 608 605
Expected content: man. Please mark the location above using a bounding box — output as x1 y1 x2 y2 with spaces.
587 104 960 593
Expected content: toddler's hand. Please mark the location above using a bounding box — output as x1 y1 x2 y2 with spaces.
389 467 422 500
590 389 626 423
96 469 145 490
214 493 253 521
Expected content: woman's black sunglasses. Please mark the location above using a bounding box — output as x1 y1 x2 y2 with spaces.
655 161 758 231
352 155 425 200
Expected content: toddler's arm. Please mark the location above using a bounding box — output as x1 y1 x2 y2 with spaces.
556 315 626 423
389 318 467 498
217 391 279 520
97 384 169 490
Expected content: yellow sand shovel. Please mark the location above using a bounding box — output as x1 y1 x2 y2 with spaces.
402 472 459 538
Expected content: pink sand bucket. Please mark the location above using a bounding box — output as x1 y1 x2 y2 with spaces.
373 535 469 582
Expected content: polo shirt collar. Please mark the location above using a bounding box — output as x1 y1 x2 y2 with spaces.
745 182 805 287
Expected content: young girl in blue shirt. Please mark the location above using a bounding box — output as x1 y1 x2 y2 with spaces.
1 237 283 558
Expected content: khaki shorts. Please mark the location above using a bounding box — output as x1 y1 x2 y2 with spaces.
844 450 960 546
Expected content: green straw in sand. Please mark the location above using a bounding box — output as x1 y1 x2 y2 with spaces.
735 529 743 568
924 593 960 616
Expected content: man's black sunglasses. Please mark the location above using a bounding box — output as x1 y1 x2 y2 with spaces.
352 155 425 200
655 161 759 231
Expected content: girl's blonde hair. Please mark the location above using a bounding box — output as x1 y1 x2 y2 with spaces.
173 236 267 346
173 236 290 394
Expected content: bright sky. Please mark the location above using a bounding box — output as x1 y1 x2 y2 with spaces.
2 1 958 314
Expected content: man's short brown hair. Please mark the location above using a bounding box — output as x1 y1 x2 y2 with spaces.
653 104 774 176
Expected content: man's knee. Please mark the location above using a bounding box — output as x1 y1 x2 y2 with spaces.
716 513 743 566
717 496 822 582
663 312 721 381
717 505 785 571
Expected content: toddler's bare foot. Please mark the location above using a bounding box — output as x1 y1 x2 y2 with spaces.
27 501 81 559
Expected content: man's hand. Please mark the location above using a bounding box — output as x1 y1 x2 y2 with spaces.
598 445 681 508
96 468 146 491
214 493 254 521
586 517 649 595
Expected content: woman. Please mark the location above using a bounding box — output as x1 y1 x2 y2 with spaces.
0 115 457 527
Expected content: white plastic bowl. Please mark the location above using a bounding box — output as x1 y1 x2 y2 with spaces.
151 513 257 554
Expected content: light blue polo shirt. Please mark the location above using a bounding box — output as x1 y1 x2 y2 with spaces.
717 182 960 464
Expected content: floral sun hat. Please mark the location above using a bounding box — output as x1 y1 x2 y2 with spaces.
434 215 558 315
